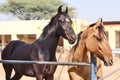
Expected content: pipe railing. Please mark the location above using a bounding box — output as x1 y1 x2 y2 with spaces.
0 53 97 80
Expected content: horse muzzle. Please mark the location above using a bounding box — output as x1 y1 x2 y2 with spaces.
104 58 113 66
68 35 76 44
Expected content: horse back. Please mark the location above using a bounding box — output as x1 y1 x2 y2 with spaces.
1 40 25 60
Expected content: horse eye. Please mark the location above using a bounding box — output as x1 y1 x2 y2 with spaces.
93 35 101 41
96 37 102 41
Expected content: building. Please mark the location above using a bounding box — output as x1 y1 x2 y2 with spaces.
0 20 49 48
103 21 120 50
0 19 120 51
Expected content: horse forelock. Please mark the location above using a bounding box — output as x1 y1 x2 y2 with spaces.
56 11 72 23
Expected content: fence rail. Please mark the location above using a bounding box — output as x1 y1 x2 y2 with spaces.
1 50 120 80
0 54 97 80
0 60 90 66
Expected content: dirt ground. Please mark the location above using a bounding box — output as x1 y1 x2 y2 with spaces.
0 47 120 80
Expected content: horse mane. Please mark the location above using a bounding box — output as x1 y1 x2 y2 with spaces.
77 31 83 45
74 31 83 50
89 23 96 27
38 16 58 40
33 16 57 44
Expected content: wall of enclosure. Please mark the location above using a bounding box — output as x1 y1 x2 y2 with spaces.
0 18 90 49
0 20 120 50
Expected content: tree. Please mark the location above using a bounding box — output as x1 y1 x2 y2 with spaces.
0 0 75 20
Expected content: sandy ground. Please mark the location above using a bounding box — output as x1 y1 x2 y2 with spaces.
100 55 120 80
0 48 120 80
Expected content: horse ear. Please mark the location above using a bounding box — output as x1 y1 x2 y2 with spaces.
65 6 68 14
58 5 63 13
95 18 103 28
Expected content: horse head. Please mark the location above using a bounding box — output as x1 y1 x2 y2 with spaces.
54 5 76 44
82 18 113 66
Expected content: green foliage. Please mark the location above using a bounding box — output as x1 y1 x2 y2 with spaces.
0 0 75 20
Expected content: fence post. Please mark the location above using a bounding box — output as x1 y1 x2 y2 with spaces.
91 53 97 80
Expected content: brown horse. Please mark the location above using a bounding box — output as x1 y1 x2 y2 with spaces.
68 18 113 80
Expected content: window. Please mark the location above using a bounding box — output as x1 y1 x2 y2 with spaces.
115 31 120 48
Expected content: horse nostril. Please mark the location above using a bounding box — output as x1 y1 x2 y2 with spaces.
109 58 113 66
70 36 74 40
70 35 76 41
111 59 113 63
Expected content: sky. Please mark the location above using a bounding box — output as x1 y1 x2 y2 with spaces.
63 0 120 22
0 0 19 21
0 0 120 22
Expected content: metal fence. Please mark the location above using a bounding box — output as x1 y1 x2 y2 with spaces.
1 49 120 80
0 53 97 80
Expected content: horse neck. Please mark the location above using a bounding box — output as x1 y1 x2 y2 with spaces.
73 33 90 62
33 25 59 59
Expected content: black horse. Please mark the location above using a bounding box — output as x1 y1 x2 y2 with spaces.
1 6 76 80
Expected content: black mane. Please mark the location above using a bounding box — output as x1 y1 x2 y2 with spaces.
37 15 60 41
41 17 56 38
74 31 83 50
89 23 96 27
